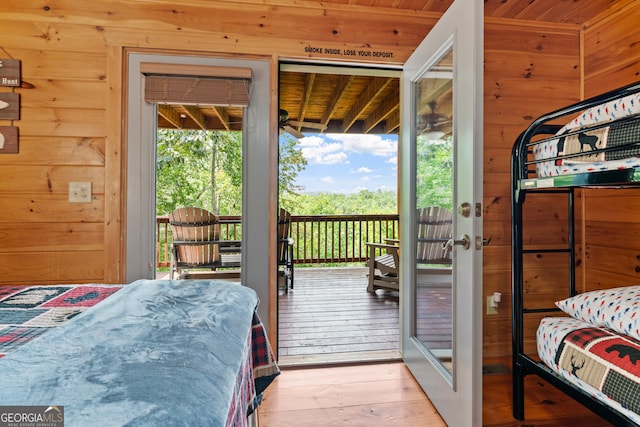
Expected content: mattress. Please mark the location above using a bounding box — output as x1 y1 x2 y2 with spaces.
0 280 279 427
537 316 640 424
533 91 640 178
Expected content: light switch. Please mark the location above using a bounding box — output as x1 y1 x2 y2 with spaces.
69 182 92 203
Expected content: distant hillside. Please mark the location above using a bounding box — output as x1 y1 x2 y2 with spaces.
281 189 397 215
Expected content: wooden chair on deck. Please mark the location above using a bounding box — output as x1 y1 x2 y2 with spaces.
278 208 294 293
416 206 453 268
365 238 400 292
168 207 223 279
365 206 453 292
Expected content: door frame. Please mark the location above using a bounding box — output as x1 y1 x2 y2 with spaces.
400 0 484 424
124 52 275 330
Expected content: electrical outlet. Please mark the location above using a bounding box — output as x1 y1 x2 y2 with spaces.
69 182 92 203
486 296 498 315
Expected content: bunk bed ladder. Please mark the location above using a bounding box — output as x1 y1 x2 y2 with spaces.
511 186 575 420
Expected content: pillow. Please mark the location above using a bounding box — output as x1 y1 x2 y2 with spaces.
555 285 640 341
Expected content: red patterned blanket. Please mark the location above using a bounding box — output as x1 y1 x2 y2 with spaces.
556 326 640 414
0 284 122 357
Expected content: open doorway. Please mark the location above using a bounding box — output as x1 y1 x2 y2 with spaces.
277 62 404 365
125 53 273 327
154 107 244 281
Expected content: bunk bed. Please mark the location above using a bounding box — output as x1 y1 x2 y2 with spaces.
511 80 640 425
0 279 279 426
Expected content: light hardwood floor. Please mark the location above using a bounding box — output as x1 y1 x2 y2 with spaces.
259 362 446 427
259 360 616 426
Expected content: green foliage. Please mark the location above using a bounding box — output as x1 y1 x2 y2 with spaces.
212 131 243 215
157 130 308 216
156 129 242 215
157 130 451 218
415 136 453 209
278 135 307 209
284 190 397 215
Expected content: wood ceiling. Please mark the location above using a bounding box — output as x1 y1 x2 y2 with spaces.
157 0 622 136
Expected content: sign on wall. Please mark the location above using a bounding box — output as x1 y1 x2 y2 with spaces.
0 58 21 153
0 126 18 153
0 59 21 87
0 93 19 120
303 45 396 60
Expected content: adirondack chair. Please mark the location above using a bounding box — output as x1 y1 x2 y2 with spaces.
416 206 453 267
365 238 400 292
169 207 236 279
278 208 294 293
365 206 453 292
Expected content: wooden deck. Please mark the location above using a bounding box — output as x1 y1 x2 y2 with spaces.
278 266 454 366
278 267 400 364
278 267 401 366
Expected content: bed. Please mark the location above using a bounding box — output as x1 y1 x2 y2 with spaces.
0 279 279 427
511 80 640 425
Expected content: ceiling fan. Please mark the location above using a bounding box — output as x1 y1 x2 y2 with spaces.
279 109 327 139
417 101 451 137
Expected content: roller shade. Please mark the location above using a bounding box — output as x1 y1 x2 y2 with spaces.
141 63 251 107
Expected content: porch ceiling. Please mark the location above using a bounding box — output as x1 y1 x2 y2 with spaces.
156 0 620 135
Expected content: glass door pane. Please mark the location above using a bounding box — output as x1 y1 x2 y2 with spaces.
414 48 454 374
401 1 483 423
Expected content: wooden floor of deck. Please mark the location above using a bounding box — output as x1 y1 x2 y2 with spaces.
277 267 402 366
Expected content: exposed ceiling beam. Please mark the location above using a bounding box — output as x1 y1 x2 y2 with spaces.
385 109 400 134
297 73 316 131
320 74 354 129
364 88 399 133
183 105 207 131
417 79 451 114
342 77 394 133
213 106 231 131
158 104 182 129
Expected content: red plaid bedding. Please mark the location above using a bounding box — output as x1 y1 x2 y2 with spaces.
538 317 640 422
0 282 280 426
0 284 122 357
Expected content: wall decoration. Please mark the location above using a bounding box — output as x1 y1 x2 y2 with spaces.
303 46 396 60
0 59 21 87
0 93 19 120
0 56 21 153
0 126 18 153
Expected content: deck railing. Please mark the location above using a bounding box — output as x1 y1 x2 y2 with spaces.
156 213 399 267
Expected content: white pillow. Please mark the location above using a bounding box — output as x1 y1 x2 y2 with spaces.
555 285 640 341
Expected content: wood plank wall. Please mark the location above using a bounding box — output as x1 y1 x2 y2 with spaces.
482 1 640 358
0 0 638 363
581 2 640 293
0 0 435 286
483 19 582 356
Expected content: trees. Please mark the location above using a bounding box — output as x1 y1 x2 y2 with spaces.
156 129 450 217
415 136 453 210
156 130 307 216
278 135 307 212
156 129 242 216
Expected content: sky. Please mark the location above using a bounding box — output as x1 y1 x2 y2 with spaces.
287 133 398 194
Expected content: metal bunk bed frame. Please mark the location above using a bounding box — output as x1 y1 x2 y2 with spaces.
511 81 640 425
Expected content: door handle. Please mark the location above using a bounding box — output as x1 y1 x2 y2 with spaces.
443 234 471 251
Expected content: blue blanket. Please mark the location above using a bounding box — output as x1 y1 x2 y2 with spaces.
0 279 275 426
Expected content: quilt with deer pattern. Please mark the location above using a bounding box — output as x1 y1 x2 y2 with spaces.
537 316 640 424
533 91 640 177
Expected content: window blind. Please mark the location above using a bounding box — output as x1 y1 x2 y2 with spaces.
141 63 251 107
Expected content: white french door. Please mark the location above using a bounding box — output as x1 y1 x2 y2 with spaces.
400 0 483 425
